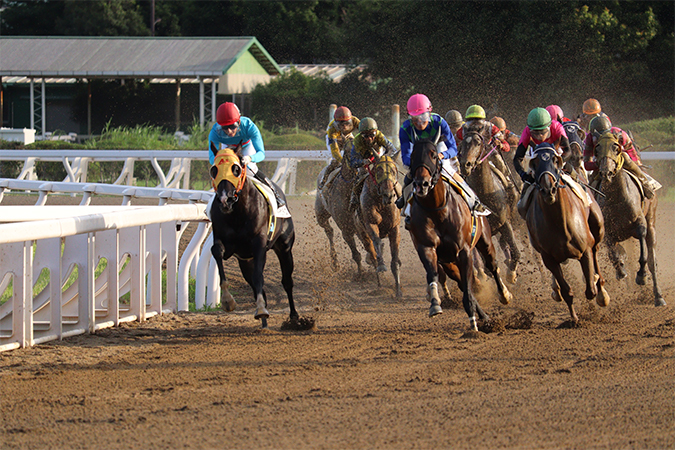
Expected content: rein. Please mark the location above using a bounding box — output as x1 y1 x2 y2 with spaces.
478 143 497 164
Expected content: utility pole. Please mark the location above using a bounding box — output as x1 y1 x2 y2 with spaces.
151 0 155 36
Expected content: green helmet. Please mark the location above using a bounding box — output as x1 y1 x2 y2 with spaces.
527 107 552 131
589 116 612 136
359 117 378 133
465 105 486 120
445 109 464 126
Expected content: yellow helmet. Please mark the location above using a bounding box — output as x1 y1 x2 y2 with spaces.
465 105 486 120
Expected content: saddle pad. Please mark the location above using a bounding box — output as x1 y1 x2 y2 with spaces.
560 173 592 207
250 177 291 219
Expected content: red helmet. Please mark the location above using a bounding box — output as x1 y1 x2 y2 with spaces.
407 94 432 116
545 105 564 122
216 102 241 126
334 106 352 121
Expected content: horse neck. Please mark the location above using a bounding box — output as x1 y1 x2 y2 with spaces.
602 168 638 206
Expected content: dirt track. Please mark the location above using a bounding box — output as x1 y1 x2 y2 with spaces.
1 194 674 449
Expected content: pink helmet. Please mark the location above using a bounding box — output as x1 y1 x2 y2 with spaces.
407 94 432 116
545 105 564 123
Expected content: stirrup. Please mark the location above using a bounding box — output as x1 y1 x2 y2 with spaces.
395 196 405 209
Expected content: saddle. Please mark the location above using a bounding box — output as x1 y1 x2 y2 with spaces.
249 177 291 244
517 173 592 219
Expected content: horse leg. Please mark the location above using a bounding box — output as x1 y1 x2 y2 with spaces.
635 223 649 286
315 201 338 269
341 230 364 276
541 253 578 322
646 223 666 306
499 224 520 284
580 249 599 300
417 247 442 317
475 224 512 305
591 243 610 307
388 227 402 299
458 248 483 331
607 240 628 280
273 243 299 321
211 239 236 312
355 223 378 269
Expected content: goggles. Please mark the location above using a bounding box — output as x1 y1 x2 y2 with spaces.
362 130 377 139
221 122 239 131
337 119 352 127
410 112 430 125
530 128 549 138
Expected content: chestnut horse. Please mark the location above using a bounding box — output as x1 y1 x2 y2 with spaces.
354 155 402 297
407 140 512 331
458 122 521 283
594 133 665 306
523 143 609 323
209 143 308 329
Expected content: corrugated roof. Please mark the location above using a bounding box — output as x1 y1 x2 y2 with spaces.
279 64 365 82
0 36 281 78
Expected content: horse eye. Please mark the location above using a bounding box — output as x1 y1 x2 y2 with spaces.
231 165 241 177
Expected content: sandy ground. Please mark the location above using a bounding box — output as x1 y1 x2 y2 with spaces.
0 193 674 449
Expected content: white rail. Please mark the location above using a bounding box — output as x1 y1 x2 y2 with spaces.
0 149 331 194
0 204 207 352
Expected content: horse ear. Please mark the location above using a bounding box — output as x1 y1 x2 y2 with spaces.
235 140 244 157
555 154 564 169
210 165 218 180
528 156 538 172
210 141 218 155
577 128 586 141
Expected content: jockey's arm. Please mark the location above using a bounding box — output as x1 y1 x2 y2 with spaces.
240 119 265 163
399 128 413 167
513 143 530 180
326 122 343 162
583 142 598 171
439 120 458 159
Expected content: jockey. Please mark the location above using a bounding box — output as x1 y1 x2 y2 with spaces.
444 109 465 139
584 116 659 198
513 107 572 186
318 106 360 190
456 105 518 197
208 102 287 210
490 116 520 148
577 98 610 132
396 94 486 215
348 117 398 209
545 104 571 124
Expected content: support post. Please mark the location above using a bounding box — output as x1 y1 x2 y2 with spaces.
329 104 337 122
87 80 92 137
175 78 181 131
391 104 400 149
199 78 205 128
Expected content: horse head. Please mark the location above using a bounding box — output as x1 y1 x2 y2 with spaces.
458 121 492 177
529 143 563 205
371 155 399 205
563 121 586 172
210 141 247 213
410 140 441 198
594 132 623 183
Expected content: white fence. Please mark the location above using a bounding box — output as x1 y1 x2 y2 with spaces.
0 204 207 352
0 149 332 195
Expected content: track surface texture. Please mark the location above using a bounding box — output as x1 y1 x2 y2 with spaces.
1 194 674 449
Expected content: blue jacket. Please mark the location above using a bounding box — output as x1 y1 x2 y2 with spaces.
208 116 265 165
399 113 457 167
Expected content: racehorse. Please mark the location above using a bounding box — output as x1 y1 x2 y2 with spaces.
315 152 378 275
523 143 609 323
209 143 310 329
354 154 402 297
562 120 589 183
594 133 665 306
407 140 512 331
457 123 521 283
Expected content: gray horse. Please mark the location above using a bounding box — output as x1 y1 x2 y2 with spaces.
315 155 377 275
594 133 665 306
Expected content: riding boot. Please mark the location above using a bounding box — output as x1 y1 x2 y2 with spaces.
318 159 339 190
451 172 488 214
254 170 286 207
395 177 413 209
622 156 654 199
350 177 366 211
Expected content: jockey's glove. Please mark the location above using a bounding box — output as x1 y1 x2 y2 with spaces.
519 170 535 184
241 155 252 166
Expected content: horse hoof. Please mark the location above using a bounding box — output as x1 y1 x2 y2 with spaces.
221 298 237 312
551 291 563 302
377 264 387 273
254 307 270 320
636 273 647 286
506 270 518 285
596 287 610 307
429 304 443 317
499 289 512 305
655 297 666 307
616 270 627 281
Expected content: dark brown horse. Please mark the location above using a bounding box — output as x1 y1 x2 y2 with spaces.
315 153 378 275
209 143 310 329
407 140 512 331
523 143 609 323
354 155 402 297
594 133 665 306
458 124 521 284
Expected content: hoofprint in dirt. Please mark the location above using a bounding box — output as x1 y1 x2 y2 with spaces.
0 195 673 449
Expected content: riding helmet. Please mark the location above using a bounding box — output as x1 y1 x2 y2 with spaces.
465 105 486 120
407 94 432 116
490 116 506 131
359 117 378 133
334 106 352 121
582 98 602 115
445 110 464 127
527 108 552 131
589 116 612 136
216 102 241 126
